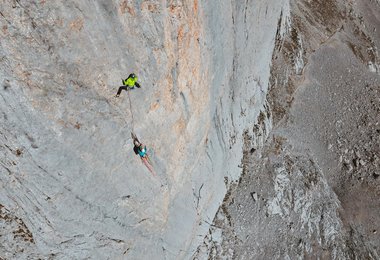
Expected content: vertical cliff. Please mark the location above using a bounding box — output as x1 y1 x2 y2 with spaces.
0 0 287 259
2 0 378 259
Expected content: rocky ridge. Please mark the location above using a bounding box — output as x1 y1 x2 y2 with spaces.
198 0 380 259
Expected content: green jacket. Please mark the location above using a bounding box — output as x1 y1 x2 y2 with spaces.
123 76 138 87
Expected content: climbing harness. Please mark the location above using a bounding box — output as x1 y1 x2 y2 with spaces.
131 132 156 176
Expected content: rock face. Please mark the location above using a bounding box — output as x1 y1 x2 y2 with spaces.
198 0 380 259
0 0 286 259
1 0 379 259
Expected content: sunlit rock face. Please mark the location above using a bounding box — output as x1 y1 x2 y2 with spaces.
2 0 379 259
0 0 286 259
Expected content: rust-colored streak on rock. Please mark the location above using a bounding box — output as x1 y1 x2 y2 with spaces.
2 25 8 34
141 1 159 13
69 18 84 32
120 0 135 16
173 116 186 135
193 0 198 12
149 101 160 112
177 25 185 42
147 4 158 13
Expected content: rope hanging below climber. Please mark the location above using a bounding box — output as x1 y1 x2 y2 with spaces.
115 73 156 176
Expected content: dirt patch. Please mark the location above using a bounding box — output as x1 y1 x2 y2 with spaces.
0 204 35 243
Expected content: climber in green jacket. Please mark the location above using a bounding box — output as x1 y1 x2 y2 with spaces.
116 73 141 97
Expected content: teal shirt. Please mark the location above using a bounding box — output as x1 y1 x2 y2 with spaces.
138 146 146 157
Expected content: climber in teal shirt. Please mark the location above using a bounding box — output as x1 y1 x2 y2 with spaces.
133 139 147 158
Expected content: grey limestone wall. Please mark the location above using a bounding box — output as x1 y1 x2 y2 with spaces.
0 0 287 259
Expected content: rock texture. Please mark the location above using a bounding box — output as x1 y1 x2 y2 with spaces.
1 0 379 259
199 0 380 259
1 0 286 259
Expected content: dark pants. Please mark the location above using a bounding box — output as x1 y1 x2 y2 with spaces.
117 82 140 95
117 86 132 95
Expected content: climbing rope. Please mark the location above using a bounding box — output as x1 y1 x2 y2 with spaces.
127 90 135 133
125 87 156 176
